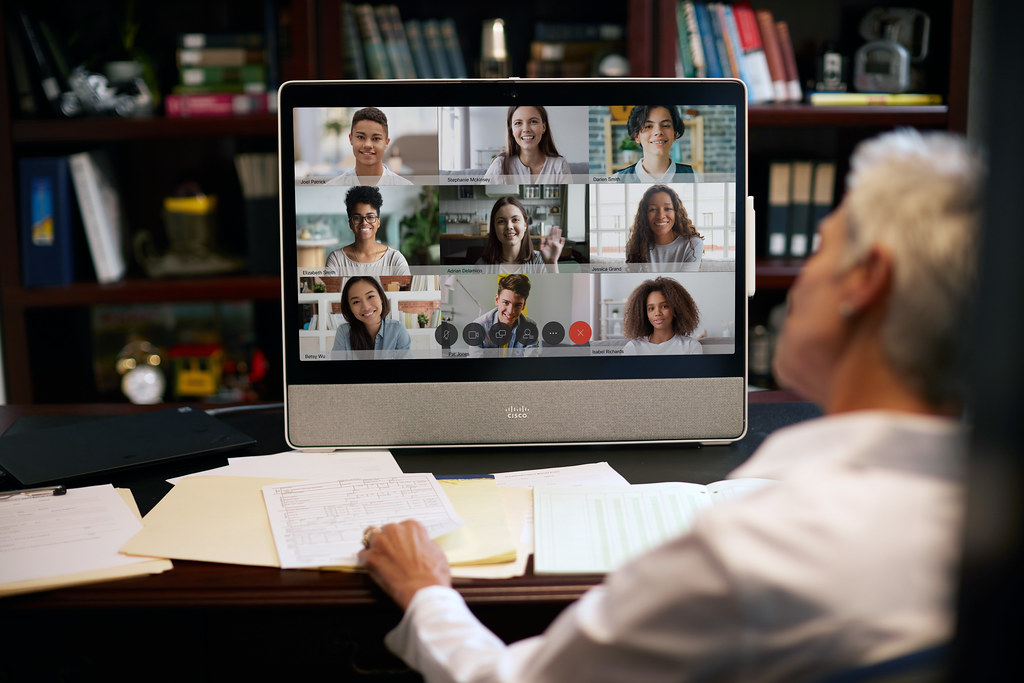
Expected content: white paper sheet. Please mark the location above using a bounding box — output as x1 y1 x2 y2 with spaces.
491 462 631 546
491 462 630 488
263 474 464 569
0 484 155 585
167 449 401 484
533 482 712 574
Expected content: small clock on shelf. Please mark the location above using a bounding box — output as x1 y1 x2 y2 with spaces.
116 340 166 404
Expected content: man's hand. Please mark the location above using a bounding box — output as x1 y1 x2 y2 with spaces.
358 520 452 610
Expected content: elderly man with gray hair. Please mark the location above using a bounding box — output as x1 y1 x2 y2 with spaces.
357 129 983 683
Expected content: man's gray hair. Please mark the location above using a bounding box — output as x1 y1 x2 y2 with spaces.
843 129 984 408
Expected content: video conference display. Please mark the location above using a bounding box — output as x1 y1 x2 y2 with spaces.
290 104 739 364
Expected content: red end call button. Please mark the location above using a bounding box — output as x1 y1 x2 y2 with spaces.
569 321 592 345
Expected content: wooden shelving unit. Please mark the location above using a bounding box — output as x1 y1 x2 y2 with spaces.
0 0 973 402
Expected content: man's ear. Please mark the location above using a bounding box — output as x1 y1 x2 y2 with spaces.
843 245 894 316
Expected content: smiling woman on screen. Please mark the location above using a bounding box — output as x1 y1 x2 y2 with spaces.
477 197 564 273
625 184 704 266
324 186 410 276
622 277 702 355
332 276 410 357
484 105 571 182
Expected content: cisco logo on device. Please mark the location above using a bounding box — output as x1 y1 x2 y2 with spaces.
506 405 530 419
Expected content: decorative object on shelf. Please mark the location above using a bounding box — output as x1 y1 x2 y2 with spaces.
854 8 931 93
134 187 243 278
169 344 223 398
59 65 153 118
116 339 165 404
815 41 848 93
480 18 511 78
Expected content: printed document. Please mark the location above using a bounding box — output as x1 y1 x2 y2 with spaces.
263 474 464 568
1 484 168 591
533 479 775 574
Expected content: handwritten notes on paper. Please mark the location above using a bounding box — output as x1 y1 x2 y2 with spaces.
262 474 464 569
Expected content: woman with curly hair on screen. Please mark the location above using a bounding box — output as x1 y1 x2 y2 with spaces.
621 277 703 355
625 184 704 266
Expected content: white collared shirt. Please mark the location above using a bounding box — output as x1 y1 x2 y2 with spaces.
384 411 964 682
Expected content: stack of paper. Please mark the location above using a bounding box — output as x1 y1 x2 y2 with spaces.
0 484 171 597
124 450 527 576
533 478 775 574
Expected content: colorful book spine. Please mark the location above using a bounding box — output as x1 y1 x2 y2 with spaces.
681 2 706 78
787 161 814 258
675 1 696 78
14 7 62 114
732 2 775 103
403 20 434 78
4 21 39 115
717 5 751 89
18 157 76 286
775 21 803 102
385 5 420 78
808 92 943 106
165 92 270 117
767 161 792 258
705 3 735 78
692 3 724 79
809 161 836 252
67 151 126 284
354 4 392 79
421 20 452 79
179 65 267 88
176 47 266 67
177 33 264 49
533 22 624 42
374 5 412 78
341 2 368 79
755 9 789 102
172 83 267 95
439 19 468 79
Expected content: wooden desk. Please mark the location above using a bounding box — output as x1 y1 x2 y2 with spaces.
0 394 817 681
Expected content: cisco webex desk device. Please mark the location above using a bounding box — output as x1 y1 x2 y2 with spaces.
278 78 752 449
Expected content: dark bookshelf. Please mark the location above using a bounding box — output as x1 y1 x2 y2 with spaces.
11 114 279 143
0 0 974 402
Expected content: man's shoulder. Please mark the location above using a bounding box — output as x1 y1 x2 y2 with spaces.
473 308 497 325
614 163 638 176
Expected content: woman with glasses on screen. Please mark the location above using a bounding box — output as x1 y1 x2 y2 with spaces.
484 106 571 182
626 184 704 267
324 186 411 276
